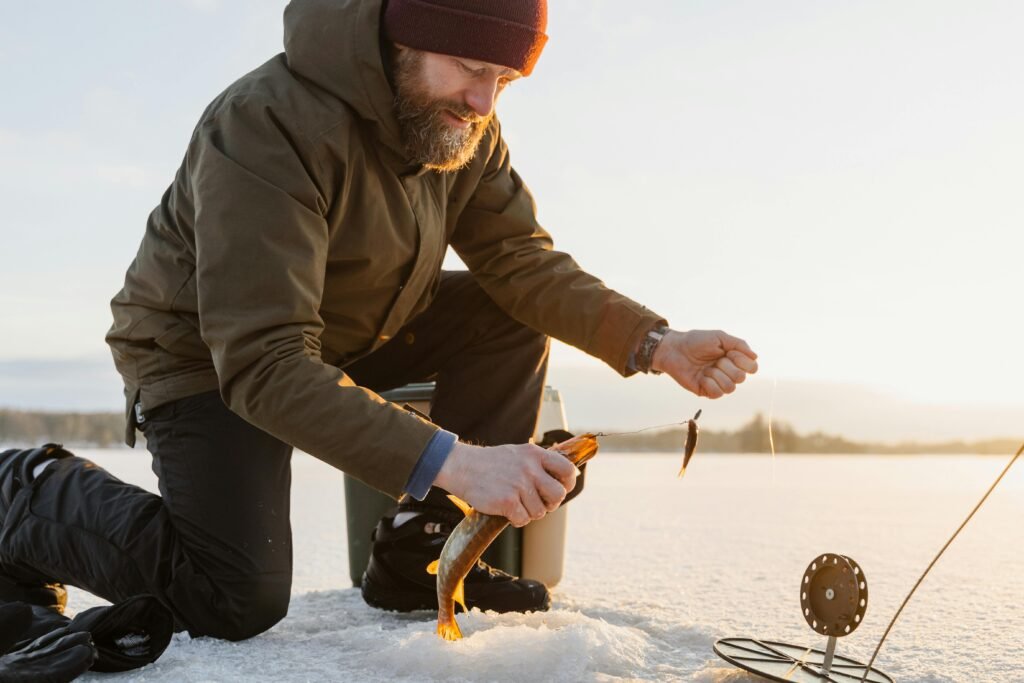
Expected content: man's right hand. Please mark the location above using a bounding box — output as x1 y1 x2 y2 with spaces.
432 442 579 528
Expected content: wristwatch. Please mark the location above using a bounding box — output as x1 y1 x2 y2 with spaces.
636 324 669 374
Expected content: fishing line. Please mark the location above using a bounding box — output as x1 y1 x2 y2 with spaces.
857 441 1024 682
593 420 691 438
767 377 778 485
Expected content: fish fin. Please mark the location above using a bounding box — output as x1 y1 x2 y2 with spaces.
446 494 474 516
426 560 439 576
438 616 463 641
677 465 686 478
453 579 468 614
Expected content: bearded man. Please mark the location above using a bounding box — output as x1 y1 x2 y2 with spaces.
0 0 758 641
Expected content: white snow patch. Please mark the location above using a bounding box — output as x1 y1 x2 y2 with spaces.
68 450 1022 682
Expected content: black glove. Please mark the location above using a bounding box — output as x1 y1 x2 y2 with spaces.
19 595 174 673
0 603 95 683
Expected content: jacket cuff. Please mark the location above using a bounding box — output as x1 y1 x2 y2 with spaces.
403 429 458 500
626 351 638 374
594 305 667 377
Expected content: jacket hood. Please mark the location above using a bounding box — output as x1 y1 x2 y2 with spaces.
284 0 404 154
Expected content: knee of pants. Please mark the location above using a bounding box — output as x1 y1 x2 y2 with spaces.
195 575 291 641
0 444 74 520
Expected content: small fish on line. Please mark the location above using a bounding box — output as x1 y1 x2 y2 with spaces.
677 409 701 478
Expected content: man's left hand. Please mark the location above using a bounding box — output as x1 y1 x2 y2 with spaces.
651 329 758 398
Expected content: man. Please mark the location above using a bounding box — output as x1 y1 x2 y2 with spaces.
0 0 757 642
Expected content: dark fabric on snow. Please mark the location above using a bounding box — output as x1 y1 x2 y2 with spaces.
0 602 95 683
18 596 173 673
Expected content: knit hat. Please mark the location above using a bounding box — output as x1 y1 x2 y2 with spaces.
383 0 548 76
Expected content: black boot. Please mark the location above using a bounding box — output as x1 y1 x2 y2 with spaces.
0 446 71 615
360 506 550 614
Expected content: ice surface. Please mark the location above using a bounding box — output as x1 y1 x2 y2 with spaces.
63 449 1022 682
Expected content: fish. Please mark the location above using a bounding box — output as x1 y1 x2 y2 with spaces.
677 409 701 478
427 433 600 641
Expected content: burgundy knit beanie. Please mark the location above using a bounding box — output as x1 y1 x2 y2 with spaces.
383 0 548 76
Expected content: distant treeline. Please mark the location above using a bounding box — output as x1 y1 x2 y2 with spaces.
1 408 1019 454
590 413 1021 455
0 409 125 448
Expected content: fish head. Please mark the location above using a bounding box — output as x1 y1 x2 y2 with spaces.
551 433 599 467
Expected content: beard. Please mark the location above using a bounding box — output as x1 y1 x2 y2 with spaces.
392 49 493 173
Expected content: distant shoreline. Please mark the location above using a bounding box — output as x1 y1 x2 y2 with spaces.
2 408 1019 455
583 413 1021 456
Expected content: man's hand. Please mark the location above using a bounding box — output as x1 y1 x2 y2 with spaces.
433 442 579 528
652 329 758 398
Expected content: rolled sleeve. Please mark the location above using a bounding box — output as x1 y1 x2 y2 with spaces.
403 429 458 500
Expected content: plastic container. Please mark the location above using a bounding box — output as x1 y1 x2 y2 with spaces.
343 383 572 587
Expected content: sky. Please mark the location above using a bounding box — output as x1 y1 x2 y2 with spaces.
1 1 1022 439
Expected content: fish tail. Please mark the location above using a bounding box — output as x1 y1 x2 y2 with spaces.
437 613 463 641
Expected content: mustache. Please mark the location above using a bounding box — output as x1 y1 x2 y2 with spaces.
438 102 489 125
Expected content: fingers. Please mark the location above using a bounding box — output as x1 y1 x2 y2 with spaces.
720 332 757 361
715 356 748 385
507 499 532 527
700 367 734 398
540 449 578 492
510 448 573 525
4 628 97 679
537 473 569 511
519 486 547 522
727 349 758 374
464 444 580 525
540 448 576 479
699 332 758 399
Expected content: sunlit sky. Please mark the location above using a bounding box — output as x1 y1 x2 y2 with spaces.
1 1 1022 434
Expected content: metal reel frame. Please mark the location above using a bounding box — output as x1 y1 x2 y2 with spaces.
714 638 893 683
713 553 889 683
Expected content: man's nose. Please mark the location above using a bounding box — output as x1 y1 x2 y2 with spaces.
464 79 499 118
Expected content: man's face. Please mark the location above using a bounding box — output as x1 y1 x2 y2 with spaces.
393 46 522 172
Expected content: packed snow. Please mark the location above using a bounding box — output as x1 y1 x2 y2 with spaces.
60 449 1021 682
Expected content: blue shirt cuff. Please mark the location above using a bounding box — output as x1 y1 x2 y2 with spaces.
403 429 458 501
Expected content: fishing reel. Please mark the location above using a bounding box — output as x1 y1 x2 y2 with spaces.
713 553 892 682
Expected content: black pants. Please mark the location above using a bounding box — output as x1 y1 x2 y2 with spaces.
0 272 548 640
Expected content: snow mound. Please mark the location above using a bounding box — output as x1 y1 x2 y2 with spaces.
89 590 653 683
363 608 652 682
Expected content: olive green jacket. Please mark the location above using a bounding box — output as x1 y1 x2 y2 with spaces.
106 0 665 497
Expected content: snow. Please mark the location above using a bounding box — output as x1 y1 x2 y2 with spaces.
63 449 1022 682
